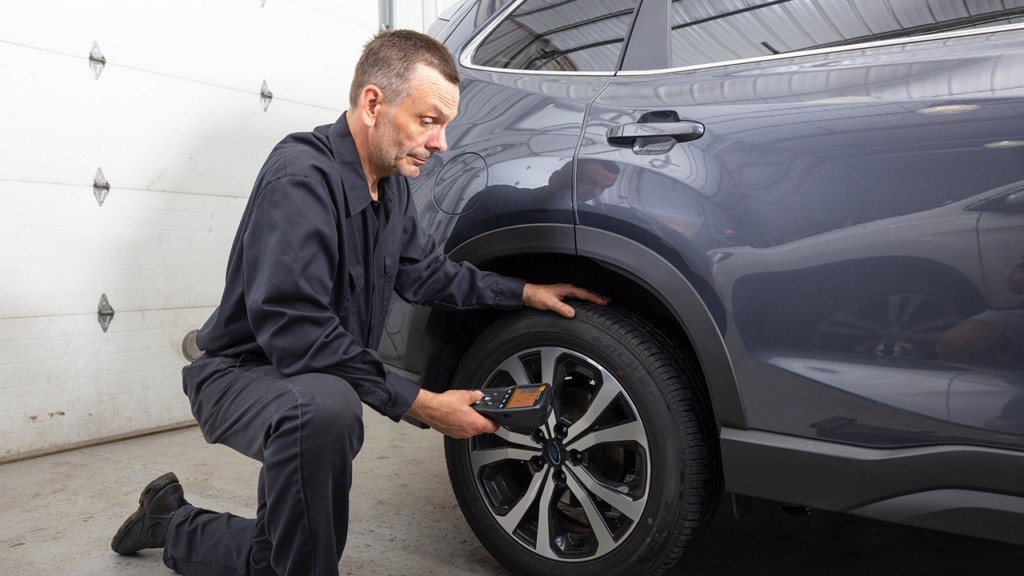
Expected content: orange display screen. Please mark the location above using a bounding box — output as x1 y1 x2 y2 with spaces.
506 385 545 408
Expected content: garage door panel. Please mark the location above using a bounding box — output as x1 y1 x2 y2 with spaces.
1 0 380 461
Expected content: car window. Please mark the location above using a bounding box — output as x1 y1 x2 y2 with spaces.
470 0 517 28
670 0 1024 68
431 0 515 45
471 0 641 72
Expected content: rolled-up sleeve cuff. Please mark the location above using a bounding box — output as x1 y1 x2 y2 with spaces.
382 370 422 421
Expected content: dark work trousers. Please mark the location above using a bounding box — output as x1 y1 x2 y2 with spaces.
164 353 365 576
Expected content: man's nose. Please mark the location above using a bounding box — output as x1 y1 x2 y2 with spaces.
426 126 448 153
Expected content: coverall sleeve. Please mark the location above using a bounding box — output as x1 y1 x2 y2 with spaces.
392 187 526 309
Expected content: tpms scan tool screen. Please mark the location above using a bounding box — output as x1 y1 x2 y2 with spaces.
473 384 552 429
506 386 543 408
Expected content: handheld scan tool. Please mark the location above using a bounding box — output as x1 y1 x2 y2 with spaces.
473 384 553 430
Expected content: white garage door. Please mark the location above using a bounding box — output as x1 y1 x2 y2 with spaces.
0 0 380 462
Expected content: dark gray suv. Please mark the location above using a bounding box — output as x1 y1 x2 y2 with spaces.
381 2 1024 575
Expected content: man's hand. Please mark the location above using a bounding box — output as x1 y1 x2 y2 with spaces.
523 283 610 318
405 389 500 439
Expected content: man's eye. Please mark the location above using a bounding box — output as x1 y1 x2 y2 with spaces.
421 118 434 126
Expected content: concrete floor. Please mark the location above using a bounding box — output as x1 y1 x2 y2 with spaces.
2 413 1023 576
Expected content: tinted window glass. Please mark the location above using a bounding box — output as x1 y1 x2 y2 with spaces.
470 0 518 28
472 0 640 72
671 0 1024 68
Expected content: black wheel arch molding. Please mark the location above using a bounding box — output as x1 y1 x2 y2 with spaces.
405 223 747 431
574 226 744 430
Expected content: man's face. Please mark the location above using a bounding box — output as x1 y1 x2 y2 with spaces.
577 163 619 202
369 64 459 179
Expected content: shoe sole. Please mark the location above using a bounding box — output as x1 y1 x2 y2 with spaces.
110 472 180 555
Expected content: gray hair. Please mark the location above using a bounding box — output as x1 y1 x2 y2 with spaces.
349 29 460 108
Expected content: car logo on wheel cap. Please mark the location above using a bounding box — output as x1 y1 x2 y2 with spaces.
547 442 562 465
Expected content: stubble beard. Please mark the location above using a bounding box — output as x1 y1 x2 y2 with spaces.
370 112 427 179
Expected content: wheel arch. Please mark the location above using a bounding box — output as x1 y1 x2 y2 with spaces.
575 227 744 430
406 224 747 430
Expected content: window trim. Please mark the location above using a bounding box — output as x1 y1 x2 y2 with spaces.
617 20 1024 77
462 0 1024 78
460 0 635 76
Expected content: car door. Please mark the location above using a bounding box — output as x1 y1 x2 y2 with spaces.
577 0 1024 448
381 0 642 381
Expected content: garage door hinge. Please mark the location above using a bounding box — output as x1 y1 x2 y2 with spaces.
260 80 273 111
97 294 115 332
93 167 110 206
89 41 106 79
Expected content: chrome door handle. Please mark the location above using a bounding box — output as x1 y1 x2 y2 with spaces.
606 118 705 154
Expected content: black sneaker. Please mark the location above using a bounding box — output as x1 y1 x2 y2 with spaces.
110 472 188 555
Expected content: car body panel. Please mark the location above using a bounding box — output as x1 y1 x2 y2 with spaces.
387 0 1024 549
379 61 614 367
580 26 1024 450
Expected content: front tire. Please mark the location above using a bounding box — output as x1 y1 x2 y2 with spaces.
445 304 718 576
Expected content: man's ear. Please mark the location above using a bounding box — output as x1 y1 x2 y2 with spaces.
358 85 384 127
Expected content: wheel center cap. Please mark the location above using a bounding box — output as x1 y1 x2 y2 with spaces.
546 441 563 466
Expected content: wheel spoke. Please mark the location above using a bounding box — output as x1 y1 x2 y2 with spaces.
568 419 646 452
568 465 645 521
540 347 564 432
538 347 560 385
818 310 882 336
491 426 537 447
494 467 550 534
817 294 964 358
533 470 560 559
565 370 620 442
495 355 533 386
892 294 922 326
564 470 617 554
470 445 539 469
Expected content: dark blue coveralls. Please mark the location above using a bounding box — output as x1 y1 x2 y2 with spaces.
165 114 524 576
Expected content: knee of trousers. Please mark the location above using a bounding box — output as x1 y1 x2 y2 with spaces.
282 373 364 458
